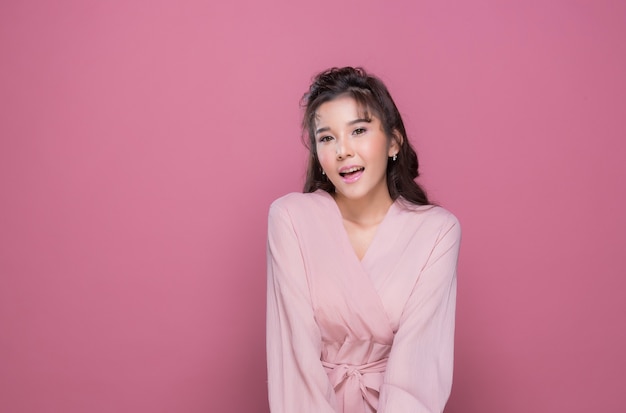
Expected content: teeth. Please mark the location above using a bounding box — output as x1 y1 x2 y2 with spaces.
342 166 363 174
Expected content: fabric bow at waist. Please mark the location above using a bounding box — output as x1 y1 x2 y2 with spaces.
322 358 388 413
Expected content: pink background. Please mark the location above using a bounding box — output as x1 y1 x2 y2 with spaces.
1 1 625 412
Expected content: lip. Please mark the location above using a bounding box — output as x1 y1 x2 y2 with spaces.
338 165 364 183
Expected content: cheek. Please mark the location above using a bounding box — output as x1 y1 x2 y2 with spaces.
362 138 390 161
316 145 334 168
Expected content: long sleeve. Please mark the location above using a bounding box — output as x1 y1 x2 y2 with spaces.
378 213 461 413
266 203 337 413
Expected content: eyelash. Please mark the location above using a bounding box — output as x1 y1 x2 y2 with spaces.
317 128 367 143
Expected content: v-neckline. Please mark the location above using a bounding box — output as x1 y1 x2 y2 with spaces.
316 190 398 266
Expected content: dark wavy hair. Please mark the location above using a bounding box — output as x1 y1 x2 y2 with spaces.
301 66 430 206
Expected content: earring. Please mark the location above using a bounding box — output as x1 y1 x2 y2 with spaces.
321 170 326 175
392 153 397 161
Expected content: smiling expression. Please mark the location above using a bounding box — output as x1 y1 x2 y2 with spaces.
315 95 399 203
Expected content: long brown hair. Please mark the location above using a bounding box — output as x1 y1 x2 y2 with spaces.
301 66 430 206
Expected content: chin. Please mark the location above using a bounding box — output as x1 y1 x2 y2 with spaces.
334 187 371 201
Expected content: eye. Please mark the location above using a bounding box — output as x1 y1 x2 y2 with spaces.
318 135 334 143
353 127 366 136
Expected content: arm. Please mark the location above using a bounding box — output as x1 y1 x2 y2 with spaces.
266 204 337 413
378 213 461 413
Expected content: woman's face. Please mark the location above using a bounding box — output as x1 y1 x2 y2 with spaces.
314 96 399 203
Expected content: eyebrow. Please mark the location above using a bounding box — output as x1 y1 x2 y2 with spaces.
314 118 372 135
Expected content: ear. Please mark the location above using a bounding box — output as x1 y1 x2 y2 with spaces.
388 129 403 157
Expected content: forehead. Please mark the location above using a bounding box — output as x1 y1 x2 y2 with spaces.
314 95 373 125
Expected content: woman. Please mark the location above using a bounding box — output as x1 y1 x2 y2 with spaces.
266 67 461 413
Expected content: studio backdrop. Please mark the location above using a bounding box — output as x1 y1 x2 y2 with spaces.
1 1 625 412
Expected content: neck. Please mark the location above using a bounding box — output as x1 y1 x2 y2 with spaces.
333 187 394 225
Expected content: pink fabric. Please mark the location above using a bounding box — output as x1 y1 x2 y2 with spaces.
266 190 460 413
322 358 387 412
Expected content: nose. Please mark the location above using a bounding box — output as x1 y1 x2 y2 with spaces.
335 136 353 160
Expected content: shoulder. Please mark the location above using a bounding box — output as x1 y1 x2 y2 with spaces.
269 191 331 220
396 199 461 239
270 191 331 212
267 191 336 239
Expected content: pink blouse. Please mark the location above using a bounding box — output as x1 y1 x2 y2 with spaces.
266 190 461 413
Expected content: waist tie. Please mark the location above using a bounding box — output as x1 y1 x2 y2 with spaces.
322 358 388 413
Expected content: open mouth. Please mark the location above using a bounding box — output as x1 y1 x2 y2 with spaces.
339 166 364 178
